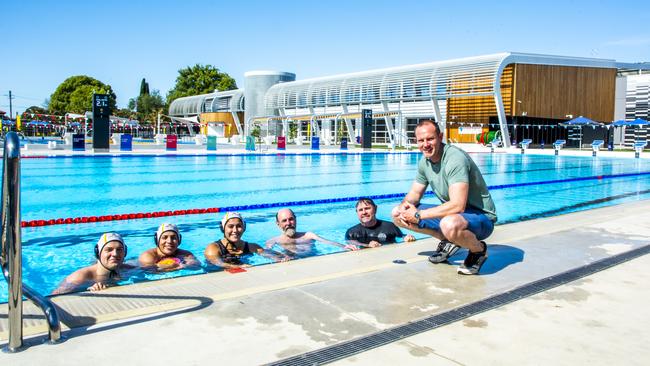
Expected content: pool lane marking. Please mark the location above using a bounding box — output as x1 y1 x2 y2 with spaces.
21 170 650 227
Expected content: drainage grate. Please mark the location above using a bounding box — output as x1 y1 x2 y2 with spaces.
267 244 650 366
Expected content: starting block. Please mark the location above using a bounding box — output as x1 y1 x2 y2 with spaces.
634 140 647 158
490 138 501 153
520 139 532 154
591 140 604 157
553 139 566 156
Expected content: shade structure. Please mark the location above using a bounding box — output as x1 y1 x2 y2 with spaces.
612 118 650 127
561 116 602 126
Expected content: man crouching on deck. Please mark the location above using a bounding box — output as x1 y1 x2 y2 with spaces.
392 120 497 275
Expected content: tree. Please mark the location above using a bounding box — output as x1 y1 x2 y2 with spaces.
166 64 237 105
128 89 165 123
49 75 116 114
25 106 48 114
139 78 150 96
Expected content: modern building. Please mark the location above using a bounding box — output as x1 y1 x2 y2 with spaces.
169 52 650 148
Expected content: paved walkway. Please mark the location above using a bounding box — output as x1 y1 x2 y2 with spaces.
2 199 649 365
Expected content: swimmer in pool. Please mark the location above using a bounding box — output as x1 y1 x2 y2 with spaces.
53 232 135 294
204 212 290 268
139 223 200 271
265 208 359 256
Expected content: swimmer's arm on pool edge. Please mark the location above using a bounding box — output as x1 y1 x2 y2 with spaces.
249 243 292 262
308 232 359 251
346 239 382 248
203 242 249 268
52 266 100 295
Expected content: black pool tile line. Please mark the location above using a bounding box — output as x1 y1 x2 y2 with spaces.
267 244 650 366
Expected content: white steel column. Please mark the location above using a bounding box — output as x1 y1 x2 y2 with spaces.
432 99 445 142
493 75 511 148
382 102 395 146
230 112 243 135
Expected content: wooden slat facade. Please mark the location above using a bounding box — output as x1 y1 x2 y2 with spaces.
512 64 616 122
445 63 616 142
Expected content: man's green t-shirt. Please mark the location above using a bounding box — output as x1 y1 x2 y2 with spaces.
415 144 497 222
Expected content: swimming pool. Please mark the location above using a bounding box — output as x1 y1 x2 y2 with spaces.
2 152 650 302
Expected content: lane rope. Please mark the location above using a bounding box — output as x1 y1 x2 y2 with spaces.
21 170 650 227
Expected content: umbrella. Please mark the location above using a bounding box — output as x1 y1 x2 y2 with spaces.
560 116 602 149
561 116 602 126
612 118 650 127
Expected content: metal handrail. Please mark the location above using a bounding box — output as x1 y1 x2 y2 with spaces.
1 132 61 352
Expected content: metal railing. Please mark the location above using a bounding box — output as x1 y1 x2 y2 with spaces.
1 132 61 352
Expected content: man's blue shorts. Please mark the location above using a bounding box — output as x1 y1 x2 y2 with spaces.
416 203 495 241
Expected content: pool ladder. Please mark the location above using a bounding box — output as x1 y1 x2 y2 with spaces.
1 132 61 352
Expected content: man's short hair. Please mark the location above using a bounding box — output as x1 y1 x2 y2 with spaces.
355 197 377 210
416 120 442 134
276 208 296 222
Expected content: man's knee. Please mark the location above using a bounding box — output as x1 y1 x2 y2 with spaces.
439 215 466 238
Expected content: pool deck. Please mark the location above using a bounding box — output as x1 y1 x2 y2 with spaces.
2 198 649 365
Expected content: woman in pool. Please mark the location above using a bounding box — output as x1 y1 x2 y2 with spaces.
205 212 290 268
139 223 200 271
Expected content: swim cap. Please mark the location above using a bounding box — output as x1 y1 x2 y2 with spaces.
95 232 126 259
220 212 246 232
155 223 181 245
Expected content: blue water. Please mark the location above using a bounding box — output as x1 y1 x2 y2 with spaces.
2 152 650 302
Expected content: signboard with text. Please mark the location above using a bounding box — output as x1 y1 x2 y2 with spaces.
92 94 111 151
166 135 177 150
361 109 373 150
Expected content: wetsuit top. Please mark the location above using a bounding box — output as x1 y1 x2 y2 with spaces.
216 240 252 264
345 219 404 245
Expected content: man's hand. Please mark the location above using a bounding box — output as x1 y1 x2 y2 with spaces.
398 205 419 226
87 282 108 292
343 244 360 251
367 240 382 248
403 234 416 242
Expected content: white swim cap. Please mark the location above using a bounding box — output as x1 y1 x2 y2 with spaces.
155 223 181 244
95 232 125 258
220 212 245 232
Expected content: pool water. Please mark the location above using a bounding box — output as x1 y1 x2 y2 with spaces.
2 152 650 302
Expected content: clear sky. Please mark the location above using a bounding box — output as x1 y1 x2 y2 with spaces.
2 0 649 116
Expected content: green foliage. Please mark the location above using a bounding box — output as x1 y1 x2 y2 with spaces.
113 108 135 119
250 125 261 140
140 78 150 96
24 105 47 114
166 64 237 105
127 89 165 123
49 75 116 114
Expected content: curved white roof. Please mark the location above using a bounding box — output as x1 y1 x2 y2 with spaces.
264 52 645 110
168 89 244 117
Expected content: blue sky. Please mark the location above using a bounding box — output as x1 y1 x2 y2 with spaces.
2 0 649 115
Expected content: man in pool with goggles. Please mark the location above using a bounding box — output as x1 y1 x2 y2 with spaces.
53 232 135 294
205 212 290 268
139 223 200 271
265 208 359 256
392 120 497 275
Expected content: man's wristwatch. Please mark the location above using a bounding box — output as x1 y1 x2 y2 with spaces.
414 210 421 224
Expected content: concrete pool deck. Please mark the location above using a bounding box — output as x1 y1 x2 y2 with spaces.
1 199 649 365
